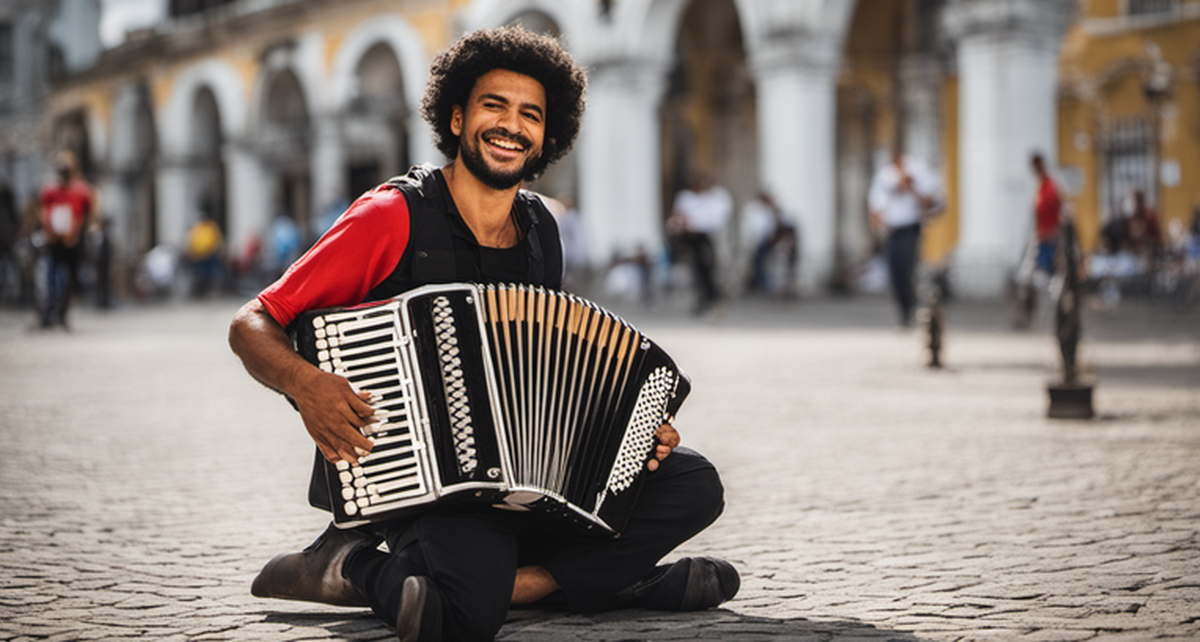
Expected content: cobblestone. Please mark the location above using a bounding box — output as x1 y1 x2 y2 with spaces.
0 294 1197 641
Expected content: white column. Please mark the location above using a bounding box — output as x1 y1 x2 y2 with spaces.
576 60 668 266
899 55 944 171
224 144 271 258
944 0 1072 297
751 36 840 293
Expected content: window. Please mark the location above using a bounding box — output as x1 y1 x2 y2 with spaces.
1127 0 1175 17
1099 117 1155 221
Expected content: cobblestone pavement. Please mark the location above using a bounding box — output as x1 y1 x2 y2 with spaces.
1 293 1197 641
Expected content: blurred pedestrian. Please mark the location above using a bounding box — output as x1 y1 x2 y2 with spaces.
1128 189 1163 259
0 180 17 304
546 193 590 290
740 189 798 298
668 173 731 315
38 150 94 328
1014 153 1062 328
185 211 225 297
267 211 301 279
868 149 941 328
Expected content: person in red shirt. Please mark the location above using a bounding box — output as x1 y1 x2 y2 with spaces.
38 151 94 328
229 27 736 642
1015 153 1063 329
1031 153 1061 274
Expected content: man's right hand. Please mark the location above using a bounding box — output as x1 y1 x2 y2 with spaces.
229 298 377 466
291 368 377 465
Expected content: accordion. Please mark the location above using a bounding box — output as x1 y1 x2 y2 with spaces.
290 283 691 536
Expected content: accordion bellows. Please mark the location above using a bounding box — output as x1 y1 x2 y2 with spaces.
290 283 691 536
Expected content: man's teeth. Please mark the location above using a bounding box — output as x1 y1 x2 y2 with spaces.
488 137 523 151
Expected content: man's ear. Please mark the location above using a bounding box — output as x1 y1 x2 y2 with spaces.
450 105 463 137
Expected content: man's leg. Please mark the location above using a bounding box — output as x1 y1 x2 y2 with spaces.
887 226 920 326
343 508 519 641
528 447 731 613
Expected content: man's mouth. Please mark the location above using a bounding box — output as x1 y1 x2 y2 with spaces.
483 129 531 156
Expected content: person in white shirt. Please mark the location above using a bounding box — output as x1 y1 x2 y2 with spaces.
868 151 941 327
740 190 798 297
668 174 731 314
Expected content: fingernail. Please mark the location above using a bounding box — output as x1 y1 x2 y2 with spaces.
355 446 370 457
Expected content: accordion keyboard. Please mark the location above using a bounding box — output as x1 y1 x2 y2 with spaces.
312 305 431 519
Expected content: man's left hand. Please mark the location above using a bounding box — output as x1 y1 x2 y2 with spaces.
647 422 680 472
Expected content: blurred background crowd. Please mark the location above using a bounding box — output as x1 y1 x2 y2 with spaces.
1 0 1199 324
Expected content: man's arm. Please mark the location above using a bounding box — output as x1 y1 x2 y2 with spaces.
229 299 376 464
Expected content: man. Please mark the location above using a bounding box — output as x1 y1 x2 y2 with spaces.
1127 189 1162 258
229 26 736 642
1030 153 1061 274
668 174 732 315
38 151 94 328
740 189 798 298
1015 153 1062 328
868 150 940 328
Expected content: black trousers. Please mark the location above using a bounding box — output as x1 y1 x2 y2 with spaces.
677 232 720 312
342 447 725 641
886 223 921 326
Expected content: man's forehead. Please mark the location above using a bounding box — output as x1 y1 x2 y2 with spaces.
470 69 546 101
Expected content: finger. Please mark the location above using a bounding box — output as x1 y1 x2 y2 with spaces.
646 458 660 472
656 424 681 448
350 390 377 417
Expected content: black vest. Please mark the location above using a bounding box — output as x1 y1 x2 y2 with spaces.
307 164 564 511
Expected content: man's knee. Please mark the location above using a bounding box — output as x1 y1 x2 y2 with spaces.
651 447 726 528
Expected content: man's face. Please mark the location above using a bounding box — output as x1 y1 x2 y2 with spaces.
451 68 547 190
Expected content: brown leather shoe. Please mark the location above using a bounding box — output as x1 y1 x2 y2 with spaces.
395 576 443 642
250 523 377 607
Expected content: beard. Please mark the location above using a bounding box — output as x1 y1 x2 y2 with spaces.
459 127 542 190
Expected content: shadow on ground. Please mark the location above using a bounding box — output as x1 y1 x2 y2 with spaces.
261 607 928 641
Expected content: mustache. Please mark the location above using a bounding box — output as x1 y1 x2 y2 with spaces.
481 127 533 151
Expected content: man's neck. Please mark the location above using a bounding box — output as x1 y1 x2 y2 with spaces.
441 160 522 248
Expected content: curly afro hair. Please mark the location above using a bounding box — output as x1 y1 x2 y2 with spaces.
421 25 587 179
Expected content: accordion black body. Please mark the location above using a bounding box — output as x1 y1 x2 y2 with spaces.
290 283 691 536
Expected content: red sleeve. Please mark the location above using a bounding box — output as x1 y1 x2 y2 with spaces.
258 186 411 327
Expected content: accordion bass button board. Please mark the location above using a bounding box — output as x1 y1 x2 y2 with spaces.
290 283 691 537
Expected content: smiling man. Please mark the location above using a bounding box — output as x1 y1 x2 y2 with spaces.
229 26 737 642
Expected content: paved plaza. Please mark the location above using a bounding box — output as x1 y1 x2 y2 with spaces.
1 291 1197 641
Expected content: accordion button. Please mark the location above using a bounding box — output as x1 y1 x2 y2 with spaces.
335 460 350 471
339 471 353 484
342 487 355 501
356 497 370 508
344 501 358 515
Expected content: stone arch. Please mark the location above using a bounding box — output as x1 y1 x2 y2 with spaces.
459 0 594 55
158 58 247 159
47 107 97 181
110 81 159 255
328 15 428 114
257 65 314 244
190 86 226 233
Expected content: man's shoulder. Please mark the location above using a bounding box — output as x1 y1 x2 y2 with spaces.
383 163 441 195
